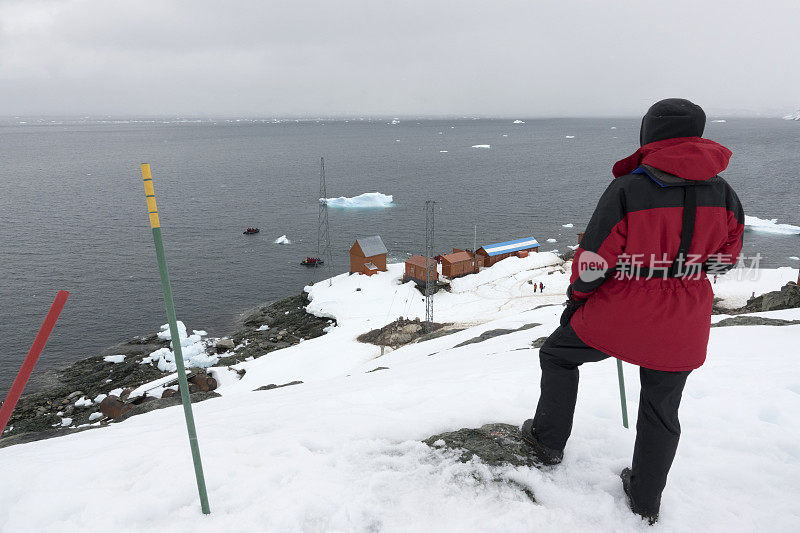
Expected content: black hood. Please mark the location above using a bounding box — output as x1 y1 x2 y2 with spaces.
640 98 706 146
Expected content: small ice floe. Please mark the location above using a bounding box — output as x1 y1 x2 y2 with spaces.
322 192 394 209
547 238 557 243
568 245 579 250
711 119 727 123
439 150 449 153
562 223 574 228
274 235 291 245
790 256 800 261
745 216 800 235
395 139 400 142
103 354 125 364
565 135 575 139
390 118 400 125
513 120 525 124
471 144 491 149
610 126 617 130
257 325 269 331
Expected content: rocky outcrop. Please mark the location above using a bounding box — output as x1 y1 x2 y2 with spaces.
711 316 800 328
254 381 303 391
424 423 535 468
357 317 445 347
424 423 537 502
453 323 540 348
715 282 800 315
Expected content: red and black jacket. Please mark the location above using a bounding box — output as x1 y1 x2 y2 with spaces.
568 137 744 371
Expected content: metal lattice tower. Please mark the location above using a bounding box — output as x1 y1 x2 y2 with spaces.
318 157 334 285
424 200 436 331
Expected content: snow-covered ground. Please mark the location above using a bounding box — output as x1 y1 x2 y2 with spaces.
0 255 798 532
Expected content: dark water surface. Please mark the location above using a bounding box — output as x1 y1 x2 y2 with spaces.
1 117 797 395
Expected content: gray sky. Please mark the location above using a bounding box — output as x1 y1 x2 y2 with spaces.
1 0 798 117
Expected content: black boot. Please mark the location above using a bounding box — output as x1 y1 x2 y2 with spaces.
519 419 564 466
621 468 658 525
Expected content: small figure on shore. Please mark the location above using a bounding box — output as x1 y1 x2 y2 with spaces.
539 281 544 292
713 274 718 284
533 282 537 293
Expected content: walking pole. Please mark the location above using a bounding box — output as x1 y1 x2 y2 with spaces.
140 163 211 515
0 291 69 436
616 359 629 428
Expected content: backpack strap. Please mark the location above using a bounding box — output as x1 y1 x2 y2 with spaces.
668 185 697 277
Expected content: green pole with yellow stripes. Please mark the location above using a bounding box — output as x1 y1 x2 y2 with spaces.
141 163 211 515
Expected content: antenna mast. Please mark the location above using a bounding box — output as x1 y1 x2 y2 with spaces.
424 200 436 331
318 157 334 285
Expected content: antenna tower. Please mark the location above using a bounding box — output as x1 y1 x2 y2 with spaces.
424 200 436 331
318 157 334 285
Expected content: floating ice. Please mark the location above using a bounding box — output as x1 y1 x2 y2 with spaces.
562 223 574 228
439 150 448 153
711 119 727 123
322 192 394 209
547 238 557 243
782 111 800 120
471 144 491 149
610 126 617 130
790 256 799 261
565 135 575 139
745 216 800 235
274 235 292 244
513 120 525 124
103 354 125 364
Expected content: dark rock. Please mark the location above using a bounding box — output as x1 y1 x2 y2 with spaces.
454 324 541 348
532 337 548 348
113 391 221 423
254 381 303 391
357 317 446 347
715 282 800 315
215 339 235 354
366 367 389 373
425 423 536 467
711 316 800 328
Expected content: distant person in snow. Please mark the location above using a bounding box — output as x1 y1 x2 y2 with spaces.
520 99 744 524
539 281 544 292
533 282 537 293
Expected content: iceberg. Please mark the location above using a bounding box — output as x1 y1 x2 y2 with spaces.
562 223 574 228
513 120 525 124
471 144 491 149
744 216 800 235
274 235 292 244
711 119 727 123
322 192 394 209
565 135 575 139
782 110 800 120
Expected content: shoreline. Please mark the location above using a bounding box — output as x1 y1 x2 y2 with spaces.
0 291 333 448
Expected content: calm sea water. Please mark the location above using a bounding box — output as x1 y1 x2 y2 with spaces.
1 117 798 395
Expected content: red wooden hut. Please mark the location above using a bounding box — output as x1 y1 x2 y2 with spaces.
349 236 388 276
441 249 480 278
404 255 439 285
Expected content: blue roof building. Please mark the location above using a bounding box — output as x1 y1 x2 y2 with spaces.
476 237 540 266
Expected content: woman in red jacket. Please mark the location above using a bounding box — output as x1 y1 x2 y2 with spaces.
521 99 745 524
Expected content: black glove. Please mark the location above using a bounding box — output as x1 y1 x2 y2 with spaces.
560 286 586 327
560 299 584 327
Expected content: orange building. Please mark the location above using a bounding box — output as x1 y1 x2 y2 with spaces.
404 254 439 284
476 237 540 267
349 236 388 276
441 249 480 278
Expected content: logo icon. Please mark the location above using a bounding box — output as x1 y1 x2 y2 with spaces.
577 250 608 283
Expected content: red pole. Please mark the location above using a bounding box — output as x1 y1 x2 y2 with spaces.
0 290 69 436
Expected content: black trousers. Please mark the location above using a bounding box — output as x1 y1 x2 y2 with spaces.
532 324 690 516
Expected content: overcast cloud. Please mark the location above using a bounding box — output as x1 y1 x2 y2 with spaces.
0 0 798 117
